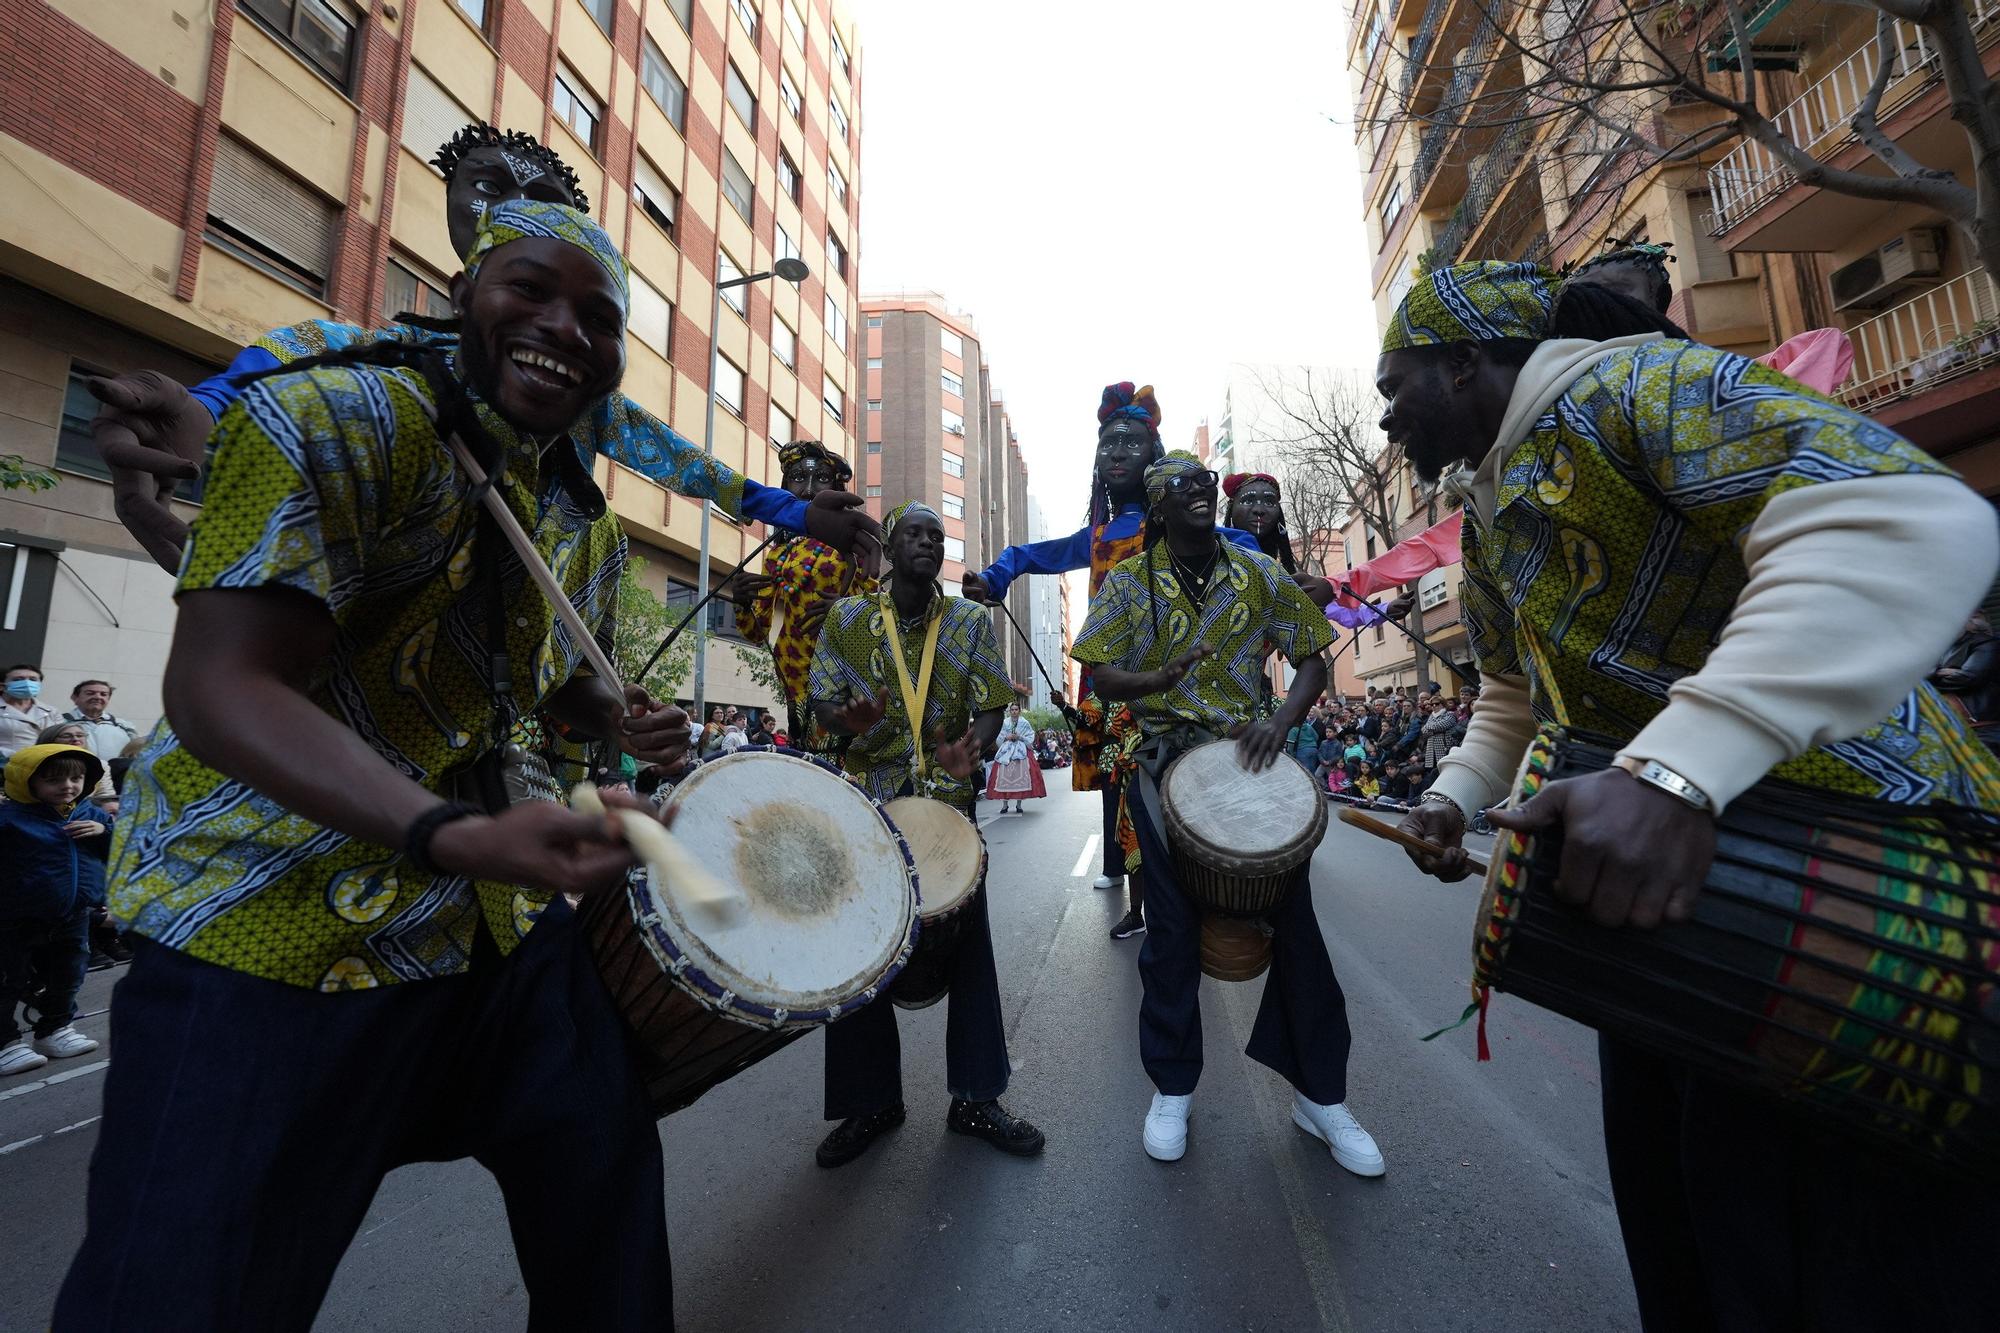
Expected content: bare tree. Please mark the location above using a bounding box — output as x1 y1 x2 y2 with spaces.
1359 0 2000 281
1247 367 1401 569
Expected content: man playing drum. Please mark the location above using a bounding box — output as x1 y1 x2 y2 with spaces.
806 502 1047 1166
54 202 690 1331
1071 452 1385 1174
1385 260 2000 1331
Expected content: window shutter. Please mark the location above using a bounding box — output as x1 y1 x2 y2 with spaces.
208 136 335 280
402 67 472 172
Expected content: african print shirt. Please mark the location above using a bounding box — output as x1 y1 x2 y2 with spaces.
189 319 807 533
738 533 875 751
1072 542 1334 739
807 591 1014 804
110 360 627 990
1460 340 2000 808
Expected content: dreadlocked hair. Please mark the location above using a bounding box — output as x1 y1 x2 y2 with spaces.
1550 282 1690 341
1572 248 1674 313
431 123 590 215
228 335 443 390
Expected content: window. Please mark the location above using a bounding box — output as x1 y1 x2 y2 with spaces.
942 494 964 520
243 0 357 87
865 485 882 497
824 232 847 280
822 373 844 423
720 149 754 222
824 293 848 352
779 69 803 121
776 148 803 204
866 315 883 328
941 408 964 435
775 222 800 266
731 0 758 38
1362 6 1384 64
401 67 472 175
205 135 336 296
944 536 965 563
553 64 603 154
578 0 614 36
940 368 963 396
725 60 757 130
58 369 204 502
770 402 793 449
1379 169 1405 231
629 274 673 353
381 257 451 324
867 441 881 453
828 96 849 142
641 37 688 131
866 356 882 369
633 156 678 234
830 27 850 78
667 0 693 28
867 399 881 412
716 355 746 415
783 0 805 45
826 159 848 209
941 450 964 478
453 0 487 29
940 327 963 357
773 316 796 368
718 249 748 316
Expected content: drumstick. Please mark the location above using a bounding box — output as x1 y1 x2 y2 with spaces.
446 434 627 696
573 782 745 918
1336 807 1489 877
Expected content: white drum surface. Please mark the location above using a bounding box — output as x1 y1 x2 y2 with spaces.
883 797 982 920
647 752 914 1011
1163 739 1320 856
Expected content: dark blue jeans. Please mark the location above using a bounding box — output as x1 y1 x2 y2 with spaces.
0 907 91 1039
1101 780 1124 877
1131 791 1351 1103
54 898 671 1333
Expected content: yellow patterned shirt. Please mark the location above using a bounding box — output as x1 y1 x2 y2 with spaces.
109 361 627 989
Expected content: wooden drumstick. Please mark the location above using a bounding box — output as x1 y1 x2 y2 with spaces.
447 435 627 696
573 783 745 918
1337 807 1490 877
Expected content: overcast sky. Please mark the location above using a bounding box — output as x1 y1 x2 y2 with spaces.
853 0 1379 529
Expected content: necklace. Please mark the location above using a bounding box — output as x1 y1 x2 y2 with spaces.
1166 540 1220 604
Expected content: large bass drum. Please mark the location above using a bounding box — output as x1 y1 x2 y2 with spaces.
581 747 918 1115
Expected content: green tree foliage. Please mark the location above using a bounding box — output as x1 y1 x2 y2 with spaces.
613 556 695 702
1 455 58 492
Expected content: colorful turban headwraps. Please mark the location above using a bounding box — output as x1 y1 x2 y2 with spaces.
884 500 941 537
1221 472 1278 500
778 440 829 473
1097 382 1162 440
1144 451 1207 506
464 199 629 313
1380 260 1554 354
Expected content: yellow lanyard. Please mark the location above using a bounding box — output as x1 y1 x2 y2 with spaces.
878 587 944 783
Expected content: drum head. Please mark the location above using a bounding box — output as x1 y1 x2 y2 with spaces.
645 751 916 1018
1161 739 1327 875
884 797 984 920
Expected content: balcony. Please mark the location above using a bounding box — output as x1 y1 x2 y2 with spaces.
1707 2 2000 245
1840 269 2000 411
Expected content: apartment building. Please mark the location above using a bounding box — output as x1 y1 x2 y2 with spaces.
859 293 1036 689
1023 496 1072 704
0 0 864 726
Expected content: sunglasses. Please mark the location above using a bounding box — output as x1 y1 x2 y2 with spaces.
1163 469 1220 495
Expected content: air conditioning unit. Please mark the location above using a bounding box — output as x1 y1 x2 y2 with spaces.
1829 229 1945 312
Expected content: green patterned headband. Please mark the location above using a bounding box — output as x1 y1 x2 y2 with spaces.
1381 260 1555 354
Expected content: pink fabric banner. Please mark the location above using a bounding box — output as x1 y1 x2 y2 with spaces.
1755 327 1854 395
1339 510 1464 600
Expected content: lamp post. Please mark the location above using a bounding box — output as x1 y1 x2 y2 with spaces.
691 252 812 722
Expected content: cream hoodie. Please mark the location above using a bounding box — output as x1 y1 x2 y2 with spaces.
1427 337 1998 816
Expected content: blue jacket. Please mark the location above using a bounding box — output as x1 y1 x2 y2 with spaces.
0 796 114 919
972 504 1261 602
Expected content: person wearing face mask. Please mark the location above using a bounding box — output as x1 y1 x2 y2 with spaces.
0 666 59 761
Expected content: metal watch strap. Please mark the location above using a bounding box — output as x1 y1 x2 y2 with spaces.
1417 790 1468 824
1617 757 1712 811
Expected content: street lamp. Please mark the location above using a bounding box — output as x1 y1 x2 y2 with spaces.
691 252 812 721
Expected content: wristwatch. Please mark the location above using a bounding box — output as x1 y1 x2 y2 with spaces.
1614 756 1713 812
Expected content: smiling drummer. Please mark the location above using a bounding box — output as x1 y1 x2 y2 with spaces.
805 500 1046 1166
1071 452 1384 1174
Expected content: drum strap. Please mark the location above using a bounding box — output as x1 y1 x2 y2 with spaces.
879 591 945 786
1130 726 1219 853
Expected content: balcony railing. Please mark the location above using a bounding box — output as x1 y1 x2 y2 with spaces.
1433 110 1534 262
1707 2 2000 232
1840 270 2000 409
1412 3 1519 194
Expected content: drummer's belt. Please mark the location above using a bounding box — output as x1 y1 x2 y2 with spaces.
1129 726 1221 855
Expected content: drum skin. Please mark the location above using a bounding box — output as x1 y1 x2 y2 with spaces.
1475 726 2000 1180
583 747 918 1116
1200 913 1272 982
883 796 986 1010
1161 739 1328 916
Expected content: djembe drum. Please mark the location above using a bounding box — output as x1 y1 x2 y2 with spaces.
883 796 986 1009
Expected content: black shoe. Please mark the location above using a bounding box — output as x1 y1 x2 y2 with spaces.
87 952 115 972
946 1098 1045 1156
1110 909 1146 940
815 1104 906 1168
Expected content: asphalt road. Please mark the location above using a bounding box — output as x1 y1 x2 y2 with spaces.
0 776 1639 1332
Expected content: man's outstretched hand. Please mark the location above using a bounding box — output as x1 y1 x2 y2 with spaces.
933 725 981 780
805 490 884 580
89 372 212 572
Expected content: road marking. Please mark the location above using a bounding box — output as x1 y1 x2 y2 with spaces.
0 1059 110 1103
0 1114 102 1156
1070 834 1100 878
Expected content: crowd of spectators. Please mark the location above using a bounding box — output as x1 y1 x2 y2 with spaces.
1283 680 1479 809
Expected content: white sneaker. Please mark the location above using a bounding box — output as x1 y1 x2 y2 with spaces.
0 1036 48 1076
1093 874 1124 891
1143 1092 1192 1161
32 1026 100 1060
1292 1094 1385 1178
